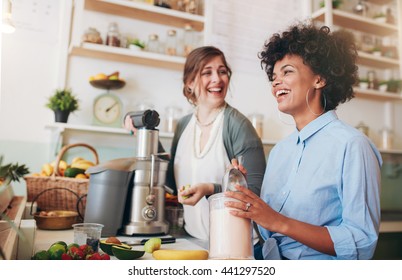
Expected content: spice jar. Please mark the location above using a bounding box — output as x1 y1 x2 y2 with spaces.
106 22 121 47
166 29 177 56
183 24 195 56
146 34 160 53
82 27 103 44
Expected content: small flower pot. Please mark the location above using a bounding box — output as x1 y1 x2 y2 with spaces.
54 110 70 123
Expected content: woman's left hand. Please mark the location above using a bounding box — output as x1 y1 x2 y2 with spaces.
224 184 280 232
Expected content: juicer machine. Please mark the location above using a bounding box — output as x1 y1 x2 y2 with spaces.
84 110 171 236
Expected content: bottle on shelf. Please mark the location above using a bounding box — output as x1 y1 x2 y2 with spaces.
166 29 177 56
183 24 195 57
106 22 121 47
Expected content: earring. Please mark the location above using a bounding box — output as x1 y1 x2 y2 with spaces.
305 88 326 116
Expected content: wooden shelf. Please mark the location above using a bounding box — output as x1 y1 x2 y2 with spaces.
45 122 175 138
70 43 186 70
84 0 205 31
368 0 395 5
357 51 400 69
354 87 402 100
312 8 398 36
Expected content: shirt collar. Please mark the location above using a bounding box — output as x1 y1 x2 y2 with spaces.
295 110 338 144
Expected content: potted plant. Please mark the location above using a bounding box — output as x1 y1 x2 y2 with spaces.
378 80 388 92
128 38 146 51
386 79 402 93
46 88 79 123
373 12 386 23
358 78 369 90
320 0 343 9
0 155 29 259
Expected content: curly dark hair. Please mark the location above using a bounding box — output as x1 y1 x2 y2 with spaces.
258 22 358 111
182 46 232 105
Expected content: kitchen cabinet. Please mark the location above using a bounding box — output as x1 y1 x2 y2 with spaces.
310 0 402 101
68 0 208 71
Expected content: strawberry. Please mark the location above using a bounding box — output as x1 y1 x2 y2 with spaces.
68 246 84 260
79 244 94 257
86 252 102 260
61 253 73 260
101 253 111 260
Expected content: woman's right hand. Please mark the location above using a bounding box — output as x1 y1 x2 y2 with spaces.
124 114 138 136
178 183 214 206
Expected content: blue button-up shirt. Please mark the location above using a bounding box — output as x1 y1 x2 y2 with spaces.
259 110 382 259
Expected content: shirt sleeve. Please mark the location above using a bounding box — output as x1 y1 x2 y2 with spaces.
326 136 382 259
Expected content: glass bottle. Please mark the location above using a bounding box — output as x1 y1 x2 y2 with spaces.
106 22 121 47
166 29 177 56
183 24 195 56
147 34 160 53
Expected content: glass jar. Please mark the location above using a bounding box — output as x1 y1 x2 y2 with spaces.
185 0 198 14
106 22 121 47
146 34 160 53
248 113 264 138
82 27 103 44
183 24 195 56
166 29 177 56
164 106 182 133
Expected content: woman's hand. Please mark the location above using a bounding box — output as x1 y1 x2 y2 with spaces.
124 114 138 136
178 183 214 206
224 184 280 232
230 157 247 177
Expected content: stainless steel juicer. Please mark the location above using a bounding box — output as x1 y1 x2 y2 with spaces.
84 110 170 236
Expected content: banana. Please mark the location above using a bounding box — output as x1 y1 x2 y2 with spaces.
152 250 208 260
50 160 68 171
72 157 85 164
41 163 54 176
71 160 95 170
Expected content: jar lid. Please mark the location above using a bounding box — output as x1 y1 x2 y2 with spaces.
184 24 193 31
167 29 177 36
149 34 159 40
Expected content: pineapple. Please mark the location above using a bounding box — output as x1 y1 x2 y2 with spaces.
0 155 30 185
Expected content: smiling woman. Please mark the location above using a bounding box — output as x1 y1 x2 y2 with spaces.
124 46 266 256
224 22 382 260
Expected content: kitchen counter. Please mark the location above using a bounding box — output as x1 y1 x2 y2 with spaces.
34 228 207 260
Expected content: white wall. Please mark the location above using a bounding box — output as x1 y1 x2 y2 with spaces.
1 0 401 196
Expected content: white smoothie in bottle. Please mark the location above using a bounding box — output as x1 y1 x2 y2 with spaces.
208 194 253 259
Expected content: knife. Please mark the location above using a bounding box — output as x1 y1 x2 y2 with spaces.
123 237 176 246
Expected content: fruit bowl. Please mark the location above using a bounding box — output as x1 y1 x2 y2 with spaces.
33 210 79 230
90 79 126 90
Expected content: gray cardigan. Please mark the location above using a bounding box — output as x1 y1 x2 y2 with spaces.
165 104 266 196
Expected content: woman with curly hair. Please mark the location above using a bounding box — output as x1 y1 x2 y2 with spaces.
225 23 382 259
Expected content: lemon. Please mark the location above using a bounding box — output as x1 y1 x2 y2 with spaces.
111 246 145 260
99 240 131 256
143 237 161 253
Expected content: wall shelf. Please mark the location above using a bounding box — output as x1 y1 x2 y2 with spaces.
312 8 398 36
357 51 400 69
354 87 402 100
84 0 205 31
70 43 186 70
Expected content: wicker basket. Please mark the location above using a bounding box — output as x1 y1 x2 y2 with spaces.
24 143 99 216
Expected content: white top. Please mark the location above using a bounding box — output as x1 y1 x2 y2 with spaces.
174 110 229 241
